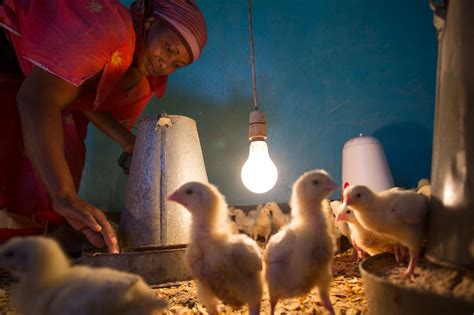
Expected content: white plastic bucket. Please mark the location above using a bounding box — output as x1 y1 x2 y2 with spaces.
342 134 394 196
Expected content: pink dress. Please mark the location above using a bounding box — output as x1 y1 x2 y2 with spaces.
0 0 167 237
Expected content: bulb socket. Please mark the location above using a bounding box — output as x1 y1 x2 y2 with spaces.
248 110 267 141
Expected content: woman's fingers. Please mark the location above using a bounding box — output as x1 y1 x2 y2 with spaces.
81 227 106 248
53 196 119 253
57 201 102 232
92 212 119 253
82 205 119 253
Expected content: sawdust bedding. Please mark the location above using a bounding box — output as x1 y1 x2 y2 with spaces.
153 249 367 315
0 249 367 315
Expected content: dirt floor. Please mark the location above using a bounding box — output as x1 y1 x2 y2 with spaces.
0 249 367 315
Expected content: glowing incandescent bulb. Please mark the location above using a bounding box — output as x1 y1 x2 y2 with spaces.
241 111 278 193
241 140 278 193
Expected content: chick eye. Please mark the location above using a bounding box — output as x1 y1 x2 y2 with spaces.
185 189 193 195
346 210 351 214
356 193 361 198
312 180 319 186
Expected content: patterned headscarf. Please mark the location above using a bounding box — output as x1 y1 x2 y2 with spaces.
131 0 207 62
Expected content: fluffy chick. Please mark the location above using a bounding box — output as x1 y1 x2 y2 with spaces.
265 202 290 233
168 182 263 315
344 185 429 276
330 200 352 247
322 199 341 252
253 207 273 243
248 209 258 219
233 209 256 236
0 236 167 315
264 170 338 315
335 204 397 259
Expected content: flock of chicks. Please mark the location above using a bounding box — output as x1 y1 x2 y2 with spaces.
0 169 431 315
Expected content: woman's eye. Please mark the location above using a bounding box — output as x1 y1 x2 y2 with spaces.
165 43 179 56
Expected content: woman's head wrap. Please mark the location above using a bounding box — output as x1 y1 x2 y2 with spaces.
131 0 207 62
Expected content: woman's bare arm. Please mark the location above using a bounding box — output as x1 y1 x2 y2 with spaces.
82 111 136 154
16 67 118 253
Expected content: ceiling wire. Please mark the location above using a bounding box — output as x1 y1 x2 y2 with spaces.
248 0 259 111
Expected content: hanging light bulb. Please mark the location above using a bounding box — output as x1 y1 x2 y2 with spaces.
240 0 278 193
241 111 278 193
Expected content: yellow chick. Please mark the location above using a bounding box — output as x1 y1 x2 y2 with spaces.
168 182 263 315
344 185 429 276
264 170 338 315
0 236 167 315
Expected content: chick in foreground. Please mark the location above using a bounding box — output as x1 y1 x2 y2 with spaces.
168 182 263 315
0 237 167 315
343 185 429 276
336 203 397 260
264 170 338 315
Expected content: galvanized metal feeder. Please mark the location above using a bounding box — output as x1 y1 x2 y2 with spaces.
81 114 208 285
360 0 474 313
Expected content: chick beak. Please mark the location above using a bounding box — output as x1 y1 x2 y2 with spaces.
328 181 339 191
345 198 353 206
335 213 345 222
168 192 181 203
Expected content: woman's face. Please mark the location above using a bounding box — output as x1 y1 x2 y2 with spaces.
135 19 192 76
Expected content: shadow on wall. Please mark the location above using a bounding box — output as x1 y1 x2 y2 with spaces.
373 121 432 189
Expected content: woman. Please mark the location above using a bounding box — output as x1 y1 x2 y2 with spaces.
0 0 207 253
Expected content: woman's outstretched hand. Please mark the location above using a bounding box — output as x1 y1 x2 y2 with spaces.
52 194 119 253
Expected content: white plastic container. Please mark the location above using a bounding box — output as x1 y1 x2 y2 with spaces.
342 134 394 195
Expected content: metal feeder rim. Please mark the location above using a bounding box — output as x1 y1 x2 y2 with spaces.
82 244 188 257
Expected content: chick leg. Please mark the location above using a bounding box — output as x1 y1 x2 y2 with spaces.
394 244 409 263
394 244 401 262
196 281 218 315
404 248 419 276
352 241 365 262
269 295 279 315
351 240 362 261
318 274 335 315
319 290 335 315
248 302 261 315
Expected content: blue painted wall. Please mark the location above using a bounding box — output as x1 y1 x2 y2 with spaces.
80 0 437 210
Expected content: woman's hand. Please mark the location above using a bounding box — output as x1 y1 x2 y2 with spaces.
52 194 119 253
